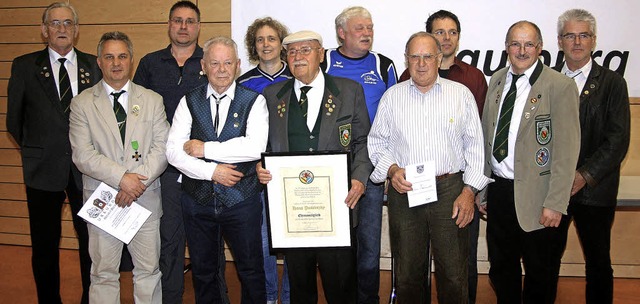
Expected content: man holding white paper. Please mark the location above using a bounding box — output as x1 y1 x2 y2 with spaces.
367 32 490 303
69 31 169 303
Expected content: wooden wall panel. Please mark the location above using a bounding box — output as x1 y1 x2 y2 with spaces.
0 8 43 26
0 63 11 79
198 0 231 22
0 97 7 114
620 105 640 176
0 80 7 97
0 166 22 183
72 0 177 24
0 200 28 217
0 0 52 8
0 183 25 201
0 132 19 149
0 26 43 44
0 44 45 61
0 149 22 166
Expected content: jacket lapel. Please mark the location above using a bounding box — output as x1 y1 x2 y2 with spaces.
486 71 508 144
76 49 97 92
581 63 601 103
318 74 341 149
124 84 142 148
34 49 64 115
274 80 295 151
516 61 544 141
93 81 123 147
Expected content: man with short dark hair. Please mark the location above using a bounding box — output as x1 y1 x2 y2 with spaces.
6 2 101 303
369 31 489 303
555 9 630 304
481 21 580 303
70 31 169 303
133 1 210 302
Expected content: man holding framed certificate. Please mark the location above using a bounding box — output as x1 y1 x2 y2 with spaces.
257 30 372 304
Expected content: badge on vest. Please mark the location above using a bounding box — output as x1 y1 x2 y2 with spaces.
339 123 351 147
535 119 551 145
535 147 550 167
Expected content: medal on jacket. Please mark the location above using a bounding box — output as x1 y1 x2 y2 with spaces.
131 140 142 161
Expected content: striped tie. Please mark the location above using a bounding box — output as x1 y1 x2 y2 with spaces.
112 91 127 143
299 86 312 118
58 58 72 117
492 73 523 162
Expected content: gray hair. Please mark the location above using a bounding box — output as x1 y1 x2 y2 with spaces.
334 6 372 45
203 36 238 59
557 9 597 36
97 31 133 57
405 31 441 55
505 20 543 45
42 2 79 25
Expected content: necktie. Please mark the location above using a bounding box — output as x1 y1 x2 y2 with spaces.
112 91 127 143
493 73 523 162
213 94 227 136
58 58 72 117
299 86 312 118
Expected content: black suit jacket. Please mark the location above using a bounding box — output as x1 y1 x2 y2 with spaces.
7 47 102 191
554 62 630 206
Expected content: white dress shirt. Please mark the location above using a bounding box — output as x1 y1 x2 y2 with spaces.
561 58 592 93
293 71 325 130
368 77 490 190
491 62 538 179
48 47 79 97
102 80 130 110
166 82 269 181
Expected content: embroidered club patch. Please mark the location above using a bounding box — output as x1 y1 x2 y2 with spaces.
536 119 552 145
339 123 351 147
535 147 550 167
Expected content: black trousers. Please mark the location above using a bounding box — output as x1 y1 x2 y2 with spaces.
567 202 616 304
286 245 356 304
26 171 90 304
486 176 569 304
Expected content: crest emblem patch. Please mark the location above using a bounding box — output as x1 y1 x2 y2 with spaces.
536 119 552 145
535 147 550 167
339 123 351 147
299 170 314 184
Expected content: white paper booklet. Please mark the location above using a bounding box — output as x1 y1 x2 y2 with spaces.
78 182 151 244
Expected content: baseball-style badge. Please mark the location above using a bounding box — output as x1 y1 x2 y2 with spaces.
299 170 314 184
417 165 424 174
339 123 351 147
535 147 550 167
535 119 551 145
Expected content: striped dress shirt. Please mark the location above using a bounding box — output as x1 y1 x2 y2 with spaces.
368 77 490 190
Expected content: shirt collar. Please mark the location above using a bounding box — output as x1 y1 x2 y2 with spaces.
561 58 592 78
207 81 236 100
508 60 541 85
49 47 77 65
102 80 131 96
294 70 325 92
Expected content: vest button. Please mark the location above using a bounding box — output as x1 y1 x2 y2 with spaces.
310 135 315 139
309 148 314 152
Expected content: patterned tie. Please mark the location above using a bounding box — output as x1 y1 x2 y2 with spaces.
112 91 127 143
299 86 312 118
58 58 72 117
565 69 583 79
213 94 227 136
493 73 523 162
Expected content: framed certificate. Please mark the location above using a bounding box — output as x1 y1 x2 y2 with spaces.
262 151 351 249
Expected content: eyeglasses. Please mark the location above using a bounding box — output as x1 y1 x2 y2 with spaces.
433 29 459 37
560 33 593 41
406 53 441 63
286 46 320 57
170 18 199 26
46 20 75 28
506 42 540 51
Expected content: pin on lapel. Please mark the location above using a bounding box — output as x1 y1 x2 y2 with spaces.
525 112 530 119
132 105 140 116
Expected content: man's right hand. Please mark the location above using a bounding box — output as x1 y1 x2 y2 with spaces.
256 162 272 185
212 164 243 187
388 164 412 194
119 173 148 198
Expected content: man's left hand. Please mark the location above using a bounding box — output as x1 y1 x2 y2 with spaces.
570 171 587 196
539 207 562 227
183 139 205 158
452 186 476 228
345 179 365 209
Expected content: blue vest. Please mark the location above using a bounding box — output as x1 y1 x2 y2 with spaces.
181 84 261 207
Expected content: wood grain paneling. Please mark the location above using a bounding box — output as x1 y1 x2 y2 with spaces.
0 216 78 237
0 97 7 113
0 0 51 8
0 43 45 61
0 200 27 217
0 114 6 132
0 132 19 149
620 105 640 176
0 26 43 44
72 0 176 24
0 233 79 249
0 62 11 79
0 149 22 166
198 0 231 22
0 183 25 201
0 8 43 26
0 165 22 183
0 80 7 97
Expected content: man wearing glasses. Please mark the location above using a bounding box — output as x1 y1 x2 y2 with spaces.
480 21 580 303
6 3 101 303
133 1 212 303
257 30 371 304
555 9 630 304
368 32 489 303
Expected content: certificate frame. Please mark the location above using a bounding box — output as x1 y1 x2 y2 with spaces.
262 151 351 249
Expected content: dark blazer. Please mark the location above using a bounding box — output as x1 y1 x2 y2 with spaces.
482 61 580 232
554 62 630 206
6 48 102 191
262 73 372 186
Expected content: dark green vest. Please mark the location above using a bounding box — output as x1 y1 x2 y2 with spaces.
287 89 322 152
